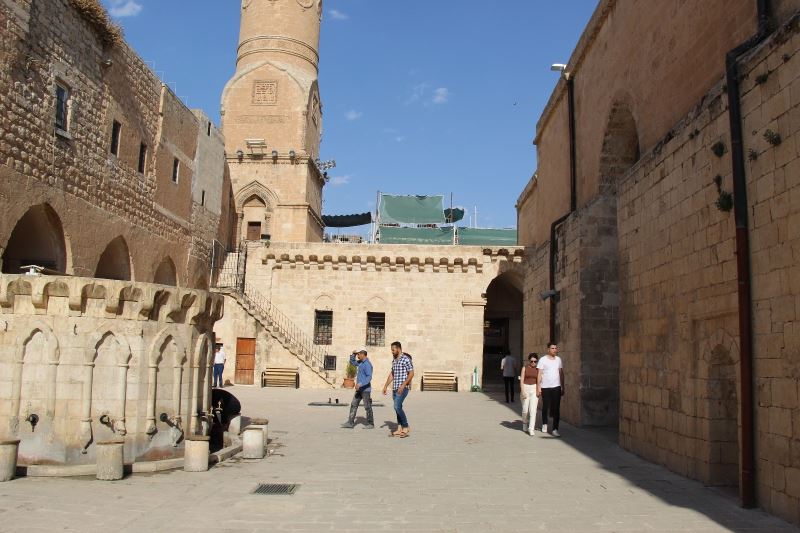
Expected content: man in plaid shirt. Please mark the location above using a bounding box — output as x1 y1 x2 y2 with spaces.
383 341 414 438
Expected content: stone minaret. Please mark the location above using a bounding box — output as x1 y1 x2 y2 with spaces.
221 0 325 243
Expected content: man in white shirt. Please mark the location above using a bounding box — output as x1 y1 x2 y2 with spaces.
500 353 519 403
213 344 226 388
537 343 564 437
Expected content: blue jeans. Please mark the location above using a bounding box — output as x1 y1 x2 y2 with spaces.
213 364 224 387
393 388 410 428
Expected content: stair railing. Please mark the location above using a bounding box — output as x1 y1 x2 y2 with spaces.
213 241 327 373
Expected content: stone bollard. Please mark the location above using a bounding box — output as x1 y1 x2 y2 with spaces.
184 435 210 472
228 415 242 436
242 426 265 459
96 439 125 481
0 440 20 482
249 418 270 450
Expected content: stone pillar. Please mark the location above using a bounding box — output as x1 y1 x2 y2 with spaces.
96 439 125 481
250 417 269 448
0 440 20 482
228 415 242 436
184 435 210 472
242 426 265 459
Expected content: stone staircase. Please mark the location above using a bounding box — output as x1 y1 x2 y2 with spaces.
213 249 336 388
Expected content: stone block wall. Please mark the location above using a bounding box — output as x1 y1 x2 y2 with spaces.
214 243 524 390
617 18 800 524
0 0 232 286
0 274 223 466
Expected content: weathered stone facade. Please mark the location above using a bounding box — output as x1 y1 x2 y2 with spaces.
214 242 524 390
0 0 235 284
0 0 230 470
518 0 800 524
0 274 223 466
221 0 326 243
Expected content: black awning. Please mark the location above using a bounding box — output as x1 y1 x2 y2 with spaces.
322 212 373 228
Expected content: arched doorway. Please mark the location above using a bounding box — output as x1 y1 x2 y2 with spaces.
153 257 177 286
2 204 67 274
95 236 132 281
482 271 523 391
241 194 270 241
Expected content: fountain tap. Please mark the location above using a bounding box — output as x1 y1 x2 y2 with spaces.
25 413 39 432
99 414 111 426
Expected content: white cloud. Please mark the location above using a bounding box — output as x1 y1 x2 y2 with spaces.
328 9 349 20
405 82 429 105
108 0 142 17
344 110 363 121
328 175 351 187
395 136 405 143
432 87 450 104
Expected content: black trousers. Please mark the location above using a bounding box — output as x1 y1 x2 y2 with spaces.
503 377 515 402
541 386 562 430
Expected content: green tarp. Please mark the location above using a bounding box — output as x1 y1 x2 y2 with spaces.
458 227 517 246
379 226 455 244
378 194 445 225
322 212 372 228
444 207 465 223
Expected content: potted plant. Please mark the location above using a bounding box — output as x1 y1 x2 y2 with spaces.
343 362 357 389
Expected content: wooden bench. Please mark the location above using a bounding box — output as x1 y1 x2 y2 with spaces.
261 367 299 388
421 371 458 392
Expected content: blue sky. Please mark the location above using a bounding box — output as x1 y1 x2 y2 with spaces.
102 0 597 230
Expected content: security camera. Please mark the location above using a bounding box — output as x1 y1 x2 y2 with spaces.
539 289 559 301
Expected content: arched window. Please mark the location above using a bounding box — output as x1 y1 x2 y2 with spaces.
2 204 67 274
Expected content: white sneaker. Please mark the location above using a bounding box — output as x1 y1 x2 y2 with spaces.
529 428 535 436
541 424 547 435
552 429 561 437
522 424 528 433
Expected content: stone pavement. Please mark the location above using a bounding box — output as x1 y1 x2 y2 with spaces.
0 386 795 533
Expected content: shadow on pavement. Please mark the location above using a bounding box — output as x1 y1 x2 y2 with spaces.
480 388 793 531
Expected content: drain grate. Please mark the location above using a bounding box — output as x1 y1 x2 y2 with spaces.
252 483 299 495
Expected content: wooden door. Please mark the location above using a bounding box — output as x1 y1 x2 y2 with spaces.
235 337 256 385
246 221 261 241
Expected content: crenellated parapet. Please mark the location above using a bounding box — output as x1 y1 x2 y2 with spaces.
260 244 524 274
0 275 224 326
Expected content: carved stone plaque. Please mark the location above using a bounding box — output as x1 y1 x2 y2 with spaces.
252 81 278 105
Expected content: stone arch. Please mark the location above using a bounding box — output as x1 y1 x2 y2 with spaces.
10 321 60 436
366 295 386 312
86 325 133 366
482 272 524 389
190 333 214 434
235 181 278 241
153 256 178 287
314 293 334 311
81 326 133 441
2 203 68 274
598 94 641 196
145 328 188 442
95 236 133 281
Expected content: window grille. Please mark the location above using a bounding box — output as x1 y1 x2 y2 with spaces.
110 120 122 156
314 310 333 345
366 312 385 346
55 83 69 131
323 355 336 371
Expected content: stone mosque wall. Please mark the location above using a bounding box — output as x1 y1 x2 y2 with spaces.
518 0 800 524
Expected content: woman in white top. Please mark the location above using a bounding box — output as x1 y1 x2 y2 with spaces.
537 343 564 437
